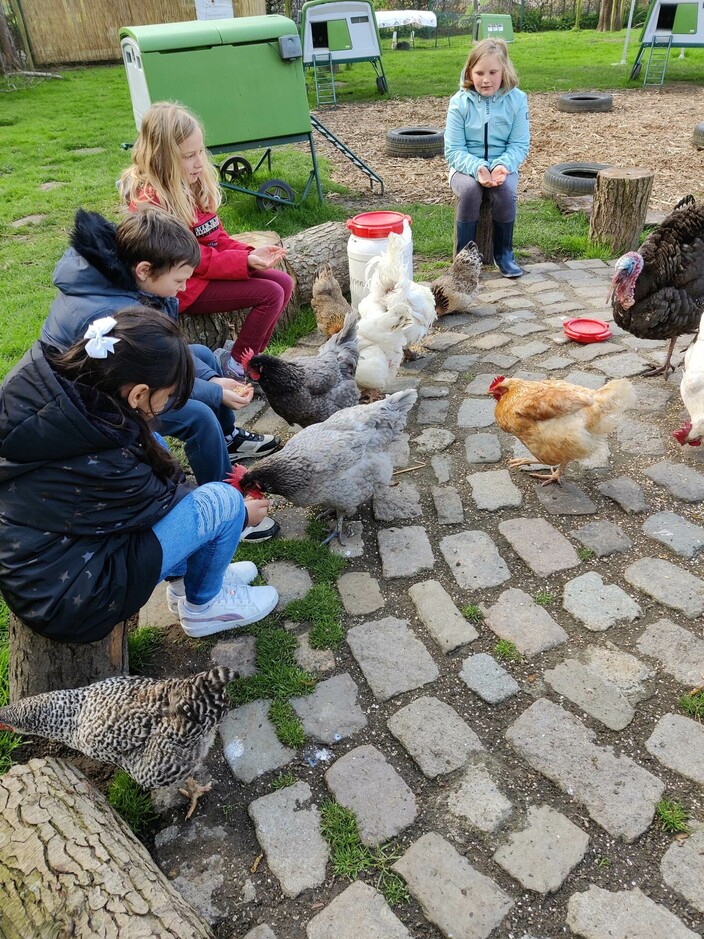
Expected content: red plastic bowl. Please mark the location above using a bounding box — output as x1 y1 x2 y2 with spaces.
563 317 612 343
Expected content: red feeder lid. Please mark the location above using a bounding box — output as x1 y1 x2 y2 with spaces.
346 211 412 238
563 317 612 343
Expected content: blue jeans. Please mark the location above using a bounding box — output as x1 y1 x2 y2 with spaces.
451 171 519 223
156 345 235 486
152 483 246 605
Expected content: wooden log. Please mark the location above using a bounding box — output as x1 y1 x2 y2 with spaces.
0 757 213 939
9 613 130 701
179 229 300 350
476 190 494 265
282 221 350 304
589 167 654 255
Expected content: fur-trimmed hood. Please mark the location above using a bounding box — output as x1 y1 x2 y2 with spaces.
42 210 178 352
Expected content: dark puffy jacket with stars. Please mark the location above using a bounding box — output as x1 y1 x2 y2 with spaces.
0 343 189 642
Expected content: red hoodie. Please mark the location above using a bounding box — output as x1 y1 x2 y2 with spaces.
132 191 253 311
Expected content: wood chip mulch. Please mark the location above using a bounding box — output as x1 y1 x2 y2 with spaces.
310 85 704 212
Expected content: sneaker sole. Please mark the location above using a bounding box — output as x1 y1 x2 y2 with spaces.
180 593 279 637
228 444 282 461
239 520 281 544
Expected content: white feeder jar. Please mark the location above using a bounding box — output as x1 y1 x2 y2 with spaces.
346 211 413 310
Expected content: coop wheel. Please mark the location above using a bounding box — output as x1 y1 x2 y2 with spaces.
220 156 252 183
630 61 642 80
556 92 613 113
376 75 388 95
385 126 444 158
693 122 704 149
542 162 612 197
255 179 295 212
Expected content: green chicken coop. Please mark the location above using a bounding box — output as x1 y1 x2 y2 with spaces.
120 15 323 208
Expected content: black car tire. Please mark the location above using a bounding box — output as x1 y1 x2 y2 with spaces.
385 126 444 158
542 162 612 197
556 92 613 113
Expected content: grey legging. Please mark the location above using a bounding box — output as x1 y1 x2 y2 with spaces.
451 170 518 224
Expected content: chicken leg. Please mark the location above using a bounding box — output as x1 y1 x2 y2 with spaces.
321 510 346 547
178 776 213 820
528 465 565 486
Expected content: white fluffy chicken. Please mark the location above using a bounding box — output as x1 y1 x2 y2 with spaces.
673 316 704 446
355 232 436 392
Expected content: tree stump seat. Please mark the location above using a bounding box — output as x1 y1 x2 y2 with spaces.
588 166 654 256
179 222 350 350
9 612 131 701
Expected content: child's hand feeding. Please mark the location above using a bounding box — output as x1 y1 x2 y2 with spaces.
247 245 287 271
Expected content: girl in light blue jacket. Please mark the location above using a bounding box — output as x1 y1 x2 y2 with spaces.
445 39 530 277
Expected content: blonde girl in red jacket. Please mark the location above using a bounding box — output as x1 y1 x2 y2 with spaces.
120 102 294 380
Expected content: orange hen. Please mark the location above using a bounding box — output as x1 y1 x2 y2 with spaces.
489 376 636 485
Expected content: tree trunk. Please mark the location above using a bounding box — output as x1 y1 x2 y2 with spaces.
179 229 300 350
282 220 350 304
0 7 21 74
589 166 654 255
9 613 130 701
597 0 613 31
610 0 624 31
0 757 213 939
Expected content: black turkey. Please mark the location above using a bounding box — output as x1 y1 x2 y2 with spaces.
608 195 704 377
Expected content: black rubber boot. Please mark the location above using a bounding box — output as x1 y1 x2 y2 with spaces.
492 220 523 278
455 221 478 256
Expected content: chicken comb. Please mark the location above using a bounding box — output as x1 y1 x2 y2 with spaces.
488 375 506 392
239 348 256 371
225 463 248 492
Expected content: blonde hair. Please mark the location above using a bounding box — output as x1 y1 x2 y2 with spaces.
462 38 519 93
119 102 222 227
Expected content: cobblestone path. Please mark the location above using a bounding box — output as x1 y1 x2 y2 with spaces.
146 260 704 939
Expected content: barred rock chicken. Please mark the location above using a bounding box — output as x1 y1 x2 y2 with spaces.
228 389 417 544
356 233 436 392
0 668 234 819
489 375 636 485
673 315 704 446
431 242 482 316
312 263 352 337
241 311 359 427
609 195 704 378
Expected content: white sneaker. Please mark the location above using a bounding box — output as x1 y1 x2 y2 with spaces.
178 583 279 638
165 561 258 614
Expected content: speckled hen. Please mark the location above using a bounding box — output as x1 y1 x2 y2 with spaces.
0 667 235 818
609 195 704 377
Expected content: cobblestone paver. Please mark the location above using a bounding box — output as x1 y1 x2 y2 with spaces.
159 260 704 938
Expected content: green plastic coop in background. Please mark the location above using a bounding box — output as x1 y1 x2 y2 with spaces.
473 13 515 42
119 16 311 148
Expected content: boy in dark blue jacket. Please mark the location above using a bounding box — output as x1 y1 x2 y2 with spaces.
43 207 281 541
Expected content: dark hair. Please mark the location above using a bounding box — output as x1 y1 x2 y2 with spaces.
47 307 194 479
116 204 200 276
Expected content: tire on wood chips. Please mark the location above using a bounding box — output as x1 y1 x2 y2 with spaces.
542 162 612 197
693 122 704 149
385 126 444 158
556 92 613 113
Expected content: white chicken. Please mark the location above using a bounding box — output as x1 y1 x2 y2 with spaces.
355 232 436 392
673 316 704 446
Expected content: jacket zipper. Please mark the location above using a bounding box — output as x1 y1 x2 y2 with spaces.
484 98 490 161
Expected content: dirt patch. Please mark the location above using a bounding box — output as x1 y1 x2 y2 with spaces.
312 85 704 211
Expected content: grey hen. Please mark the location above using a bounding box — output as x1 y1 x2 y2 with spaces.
0 668 235 818
242 310 360 427
431 242 482 315
609 195 704 377
230 389 417 544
